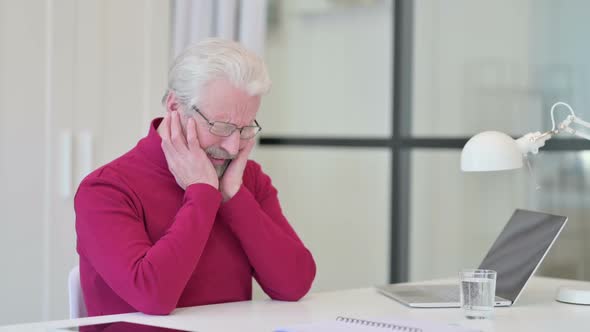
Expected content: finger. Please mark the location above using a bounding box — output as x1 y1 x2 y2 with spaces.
237 139 255 162
160 112 171 141
186 118 200 151
160 113 177 152
160 139 178 165
244 138 256 154
170 111 188 151
227 142 253 176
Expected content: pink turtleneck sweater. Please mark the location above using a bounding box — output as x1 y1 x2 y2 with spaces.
74 118 316 316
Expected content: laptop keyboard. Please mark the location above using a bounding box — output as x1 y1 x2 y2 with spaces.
389 284 460 303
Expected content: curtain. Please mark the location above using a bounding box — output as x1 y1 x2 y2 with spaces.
172 0 268 57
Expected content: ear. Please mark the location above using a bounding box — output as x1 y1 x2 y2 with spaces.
165 91 180 113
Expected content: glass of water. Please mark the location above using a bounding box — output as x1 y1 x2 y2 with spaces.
459 269 496 319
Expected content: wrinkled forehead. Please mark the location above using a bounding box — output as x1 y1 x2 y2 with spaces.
197 79 261 124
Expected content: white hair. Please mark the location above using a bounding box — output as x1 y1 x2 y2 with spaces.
163 38 271 110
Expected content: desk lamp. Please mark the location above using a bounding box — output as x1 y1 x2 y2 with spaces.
460 101 590 305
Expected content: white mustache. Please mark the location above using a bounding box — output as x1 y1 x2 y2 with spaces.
205 146 235 159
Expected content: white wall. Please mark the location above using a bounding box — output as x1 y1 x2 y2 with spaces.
409 0 590 282
409 0 536 281
412 0 539 138
255 147 391 294
260 0 392 137
255 0 393 294
527 0 590 280
0 0 170 325
0 0 48 323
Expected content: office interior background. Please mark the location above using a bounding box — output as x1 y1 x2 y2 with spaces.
1 0 589 326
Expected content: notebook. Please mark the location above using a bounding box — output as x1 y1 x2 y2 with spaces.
275 316 479 332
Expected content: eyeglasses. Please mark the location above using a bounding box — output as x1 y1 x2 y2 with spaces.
192 106 262 140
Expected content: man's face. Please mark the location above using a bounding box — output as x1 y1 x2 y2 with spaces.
181 79 261 177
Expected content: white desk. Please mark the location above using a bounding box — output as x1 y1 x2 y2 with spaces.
3 277 590 332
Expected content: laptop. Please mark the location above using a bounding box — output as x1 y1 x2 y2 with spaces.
377 209 568 308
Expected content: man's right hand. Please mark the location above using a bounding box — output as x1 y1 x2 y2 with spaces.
160 111 219 190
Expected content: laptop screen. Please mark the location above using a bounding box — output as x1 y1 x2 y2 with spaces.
478 209 567 303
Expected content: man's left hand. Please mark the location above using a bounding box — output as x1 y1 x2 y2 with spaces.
219 138 255 202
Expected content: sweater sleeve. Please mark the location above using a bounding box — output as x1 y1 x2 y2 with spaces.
217 161 316 301
74 168 222 315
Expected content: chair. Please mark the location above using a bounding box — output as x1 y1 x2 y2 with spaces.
68 265 88 319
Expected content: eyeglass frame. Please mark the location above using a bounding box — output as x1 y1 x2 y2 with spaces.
191 106 262 140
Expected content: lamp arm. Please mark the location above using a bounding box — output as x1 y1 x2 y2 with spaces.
517 102 590 155
516 131 552 155
550 102 577 131
559 115 590 140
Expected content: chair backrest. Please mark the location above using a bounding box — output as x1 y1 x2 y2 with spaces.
68 265 87 319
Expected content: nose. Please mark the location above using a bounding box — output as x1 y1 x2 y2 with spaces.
219 131 240 156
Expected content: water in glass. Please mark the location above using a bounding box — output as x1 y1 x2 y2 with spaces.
460 276 495 319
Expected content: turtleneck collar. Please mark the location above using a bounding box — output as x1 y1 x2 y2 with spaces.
136 117 169 170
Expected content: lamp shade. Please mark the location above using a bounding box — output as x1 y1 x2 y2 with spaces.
461 131 523 172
